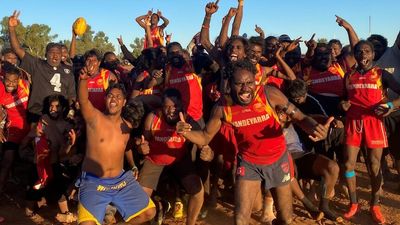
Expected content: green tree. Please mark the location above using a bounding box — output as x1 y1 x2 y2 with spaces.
130 37 144 58
0 16 57 57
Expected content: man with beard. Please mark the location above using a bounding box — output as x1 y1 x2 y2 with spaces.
77 67 155 225
342 40 400 224
24 94 75 221
8 11 76 123
177 59 332 225
302 43 346 117
82 49 117 112
138 88 209 225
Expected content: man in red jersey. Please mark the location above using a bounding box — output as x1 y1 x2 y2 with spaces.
138 88 211 225
342 40 400 224
177 59 332 225
0 65 30 193
82 49 117 112
136 10 169 49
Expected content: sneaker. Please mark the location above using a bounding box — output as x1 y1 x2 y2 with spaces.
173 201 184 219
344 203 358 219
370 205 385 224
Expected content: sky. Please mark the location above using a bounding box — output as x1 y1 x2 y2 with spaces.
1 0 399 54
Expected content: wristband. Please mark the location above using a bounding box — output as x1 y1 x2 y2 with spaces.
387 102 394 109
131 165 138 172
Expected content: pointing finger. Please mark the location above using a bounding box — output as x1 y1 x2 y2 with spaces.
179 112 186 123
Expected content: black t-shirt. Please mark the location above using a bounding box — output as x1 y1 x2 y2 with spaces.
21 53 76 115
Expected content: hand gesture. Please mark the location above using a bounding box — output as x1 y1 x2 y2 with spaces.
255 25 264 35
151 69 163 79
205 1 219 15
79 66 90 80
165 32 172 43
145 16 151 27
157 10 162 17
147 10 153 16
335 15 351 30
67 129 76 146
227 8 237 18
200 145 214 162
374 103 393 117
309 117 334 142
285 37 302 52
332 119 344 128
176 112 192 135
304 33 317 50
36 120 48 137
274 44 283 58
9 10 20 28
117 35 124 46
137 135 150 155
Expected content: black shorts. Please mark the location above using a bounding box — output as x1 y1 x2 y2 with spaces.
294 153 320 180
138 153 202 195
2 141 19 151
236 151 292 190
384 110 400 160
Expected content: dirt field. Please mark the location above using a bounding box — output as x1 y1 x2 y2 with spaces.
0 159 399 225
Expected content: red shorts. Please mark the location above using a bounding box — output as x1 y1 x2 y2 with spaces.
345 115 388 149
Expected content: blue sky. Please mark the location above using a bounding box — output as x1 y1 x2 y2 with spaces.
1 0 399 53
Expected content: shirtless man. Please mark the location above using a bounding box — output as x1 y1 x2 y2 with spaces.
78 67 155 225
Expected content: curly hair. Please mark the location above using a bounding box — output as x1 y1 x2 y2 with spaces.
223 36 249 62
122 99 145 128
42 94 69 118
225 59 257 81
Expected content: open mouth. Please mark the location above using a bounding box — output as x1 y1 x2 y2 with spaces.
360 59 369 66
230 54 238 62
239 92 251 102
110 101 117 107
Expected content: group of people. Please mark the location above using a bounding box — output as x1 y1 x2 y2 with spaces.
0 1 399 225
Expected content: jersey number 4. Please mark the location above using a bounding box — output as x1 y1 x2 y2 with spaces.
50 73 62 92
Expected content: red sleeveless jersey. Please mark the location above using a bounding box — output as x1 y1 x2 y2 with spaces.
222 86 286 165
87 69 111 112
144 26 164 49
345 67 386 118
165 62 203 121
148 111 186 165
0 80 30 143
303 62 345 97
266 64 284 89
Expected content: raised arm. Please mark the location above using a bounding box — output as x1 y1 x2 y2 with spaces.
200 1 219 53
219 8 236 48
69 26 77 59
231 0 244 36
273 46 296 80
135 11 152 29
78 67 100 127
144 17 154 48
177 106 222 146
255 25 265 39
117 36 137 65
303 33 317 65
8 11 25 59
336 15 359 50
157 10 169 29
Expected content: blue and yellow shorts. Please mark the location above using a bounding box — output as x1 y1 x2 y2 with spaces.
77 171 155 225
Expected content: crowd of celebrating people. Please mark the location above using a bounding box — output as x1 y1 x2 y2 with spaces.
0 0 399 225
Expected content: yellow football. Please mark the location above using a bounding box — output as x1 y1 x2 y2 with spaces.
73 17 87 36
